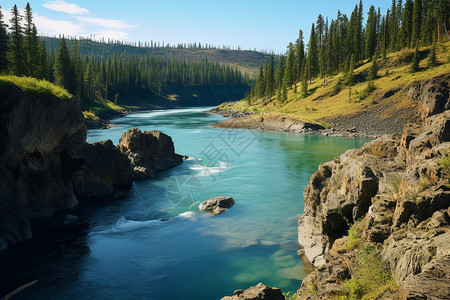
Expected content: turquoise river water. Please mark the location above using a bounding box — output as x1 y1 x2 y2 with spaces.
2 107 369 300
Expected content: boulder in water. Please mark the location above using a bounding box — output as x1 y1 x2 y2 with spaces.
199 196 234 215
118 128 183 180
220 283 284 300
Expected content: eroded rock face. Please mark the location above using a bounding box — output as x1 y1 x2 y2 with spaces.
407 73 450 119
298 136 393 266
118 128 183 180
0 86 132 250
297 109 450 299
399 255 450 299
0 85 85 250
199 196 235 215
64 140 132 200
221 283 284 300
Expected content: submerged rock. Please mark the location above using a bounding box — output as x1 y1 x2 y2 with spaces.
199 196 234 215
118 128 183 180
221 283 284 300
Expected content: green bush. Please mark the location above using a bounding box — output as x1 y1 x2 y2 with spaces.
331 77 343 96
438 150 450 182
358 82 376 101
342 219 397 299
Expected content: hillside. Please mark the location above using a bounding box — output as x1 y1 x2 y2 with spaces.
40 37 272 77
215 42 450 137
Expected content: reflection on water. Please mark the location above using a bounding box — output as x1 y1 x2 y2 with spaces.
0 107 370 300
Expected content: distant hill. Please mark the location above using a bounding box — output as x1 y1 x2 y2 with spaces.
40 37 272 77
218 42 450 137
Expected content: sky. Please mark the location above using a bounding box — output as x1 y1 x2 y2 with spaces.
1 0 392 53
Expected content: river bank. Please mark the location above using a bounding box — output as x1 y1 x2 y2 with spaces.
212 74 450 299
210 108 382 139
1 106 370 299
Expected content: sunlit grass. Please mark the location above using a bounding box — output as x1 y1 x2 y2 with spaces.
222 42 450 125
0 75 72 100
81 98 138 120
82 110 99 121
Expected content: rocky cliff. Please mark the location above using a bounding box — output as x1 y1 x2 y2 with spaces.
296 112 449 298
0 84 182 251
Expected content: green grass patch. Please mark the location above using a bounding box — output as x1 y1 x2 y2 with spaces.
0 75 72 100
283 291 298 300
340 220 397 300
438 149 450 183
389 175 401 193
81 97 135 120
357 82 376 102
82 110 99 121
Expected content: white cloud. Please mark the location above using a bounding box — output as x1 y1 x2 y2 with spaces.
35 14 84 36
43 0 90 15
1 5 133 42
2 8 83 37
77 17 134 29
93 30 130 41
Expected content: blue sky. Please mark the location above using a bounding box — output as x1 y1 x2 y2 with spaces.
1 0 391 53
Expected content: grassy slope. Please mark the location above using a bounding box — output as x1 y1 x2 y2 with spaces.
82 99 134 121
0 75 72 100
0 75 134 121
220 42 450 127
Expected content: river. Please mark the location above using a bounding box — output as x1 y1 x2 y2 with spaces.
2 108 369 299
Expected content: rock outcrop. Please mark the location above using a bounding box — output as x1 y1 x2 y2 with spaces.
199 196 235 215
221 283 285 300
407 73 450 119
212 113 324 133
63 140 133 200
296 110 450 299
0 84 86 250
118 128 183 180
0 84 181 251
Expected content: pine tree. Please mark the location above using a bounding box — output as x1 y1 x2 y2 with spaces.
54 38 75 93
280 82 287 103
411 45 420 72
295 30 305 81
369 56 378 80
37 41 50 80
265 55 274 97
71 39 84 99
256 65 265 98
301 64 308 98
381 15 388 59
275 56 285 90
412 0 422 46
365 5 378 59
356 0 364 62
276 88 282 103
24 3 40 77
427 42 437 67
0 6 8 73
399 0 414 48
346 55 355 86
7 5 27 76
389 0 398 50
283 43 295 88
307 23 319 80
